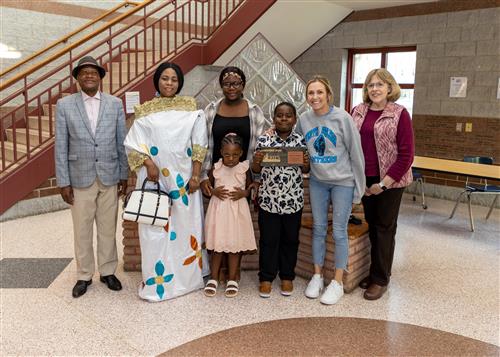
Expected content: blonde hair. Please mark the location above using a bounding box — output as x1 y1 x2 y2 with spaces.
306 75 334 105
362 68 401 103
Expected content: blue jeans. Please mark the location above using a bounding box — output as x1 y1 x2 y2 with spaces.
309 177 354 270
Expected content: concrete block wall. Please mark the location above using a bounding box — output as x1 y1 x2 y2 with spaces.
292 8 500 118
291 6 500 206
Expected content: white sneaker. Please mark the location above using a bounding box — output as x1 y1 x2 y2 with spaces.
320 280 344 305
305 274 324 298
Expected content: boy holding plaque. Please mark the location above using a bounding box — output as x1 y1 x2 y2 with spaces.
252 102 310 298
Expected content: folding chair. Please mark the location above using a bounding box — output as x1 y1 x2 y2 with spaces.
412 169 427 209
449 156 500 231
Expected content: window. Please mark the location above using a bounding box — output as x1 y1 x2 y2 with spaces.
346 47 416 115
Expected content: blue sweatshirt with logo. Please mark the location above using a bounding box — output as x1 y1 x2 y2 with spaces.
296 106 365 204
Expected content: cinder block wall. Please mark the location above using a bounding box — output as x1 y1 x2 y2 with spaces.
291 5 500 202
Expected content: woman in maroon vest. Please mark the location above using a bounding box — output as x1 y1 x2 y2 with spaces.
351 68 414 300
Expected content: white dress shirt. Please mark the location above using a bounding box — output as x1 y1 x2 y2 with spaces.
82 91 101 135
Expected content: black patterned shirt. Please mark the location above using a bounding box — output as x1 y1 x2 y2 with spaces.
256 131 306 214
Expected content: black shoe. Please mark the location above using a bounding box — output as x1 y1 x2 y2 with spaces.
349 215 362 225
358 276 371 289
100 275 122 291
72 279 92 298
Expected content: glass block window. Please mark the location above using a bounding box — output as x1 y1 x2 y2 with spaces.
195 33 307 120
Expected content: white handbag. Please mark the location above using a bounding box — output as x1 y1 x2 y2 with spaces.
123 179 171 226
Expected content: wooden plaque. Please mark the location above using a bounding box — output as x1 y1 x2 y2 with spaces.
260 147 306 167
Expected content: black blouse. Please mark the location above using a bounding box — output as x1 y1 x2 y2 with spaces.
211 114 251 164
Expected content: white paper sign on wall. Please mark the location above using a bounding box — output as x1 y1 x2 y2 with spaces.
449 77 467 98
125 91 141 114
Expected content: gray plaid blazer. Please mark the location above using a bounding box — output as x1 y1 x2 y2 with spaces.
55 91 128 188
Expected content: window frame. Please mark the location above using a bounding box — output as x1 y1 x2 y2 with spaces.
346 46 417 112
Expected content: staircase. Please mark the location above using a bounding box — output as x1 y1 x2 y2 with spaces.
0 0 277 214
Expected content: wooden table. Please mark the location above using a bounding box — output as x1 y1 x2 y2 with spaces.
413 156 500 232
412 156 500 180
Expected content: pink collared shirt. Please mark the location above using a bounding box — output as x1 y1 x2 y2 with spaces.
82 91 101 135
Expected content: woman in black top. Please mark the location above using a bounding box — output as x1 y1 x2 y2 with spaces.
201 66 271 195
200 66 271 287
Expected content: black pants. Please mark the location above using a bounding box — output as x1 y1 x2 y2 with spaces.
258 208 302 282
362 176 405 286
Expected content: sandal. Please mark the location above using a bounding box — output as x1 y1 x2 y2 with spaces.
225 280 239 298
204 279 218 297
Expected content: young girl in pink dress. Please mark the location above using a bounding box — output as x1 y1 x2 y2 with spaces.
204 133 256 297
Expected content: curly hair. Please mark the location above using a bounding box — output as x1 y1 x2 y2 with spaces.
274 101 297 117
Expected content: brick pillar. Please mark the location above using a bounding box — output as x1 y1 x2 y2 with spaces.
122 172 142 271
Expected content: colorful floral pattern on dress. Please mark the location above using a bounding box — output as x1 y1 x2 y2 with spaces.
183 235 203 269
169 174 189 206
145 261 173 299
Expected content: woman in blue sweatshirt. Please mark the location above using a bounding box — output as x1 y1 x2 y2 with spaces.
296 75 365 305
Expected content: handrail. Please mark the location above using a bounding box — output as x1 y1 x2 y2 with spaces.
0 1 139 78
0 0 248 176
0 0 155 91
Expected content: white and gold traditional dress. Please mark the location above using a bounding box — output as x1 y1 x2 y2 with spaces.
124 96 209 302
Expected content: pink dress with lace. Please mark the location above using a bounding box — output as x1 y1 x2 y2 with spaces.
205 159 256 253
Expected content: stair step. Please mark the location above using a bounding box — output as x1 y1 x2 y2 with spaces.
42 104 57 116
28 116 54 132
0 158 19 174
5 128 50 146
1 141 28 162
110 65 140 76
119 51 156 65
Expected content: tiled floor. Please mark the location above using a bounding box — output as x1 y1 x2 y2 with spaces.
1 194 499 356
0 258 72 288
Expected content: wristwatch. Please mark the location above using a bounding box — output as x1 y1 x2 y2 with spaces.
378 181 387 191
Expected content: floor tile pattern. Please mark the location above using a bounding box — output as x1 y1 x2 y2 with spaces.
161 317 500 356
0 194 498 356
0 258 72 288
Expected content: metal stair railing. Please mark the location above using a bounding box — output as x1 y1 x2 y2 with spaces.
0 1 142 80
0 0 244 175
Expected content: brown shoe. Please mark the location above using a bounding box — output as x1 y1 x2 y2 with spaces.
280 280 293 296
358 276 371 289
363 283 387 300
259 281 272 298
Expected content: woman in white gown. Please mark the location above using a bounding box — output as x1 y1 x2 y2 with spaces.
124 62 209 301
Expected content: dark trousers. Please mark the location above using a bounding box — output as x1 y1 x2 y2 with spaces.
362 176 405 286
258 208 302 282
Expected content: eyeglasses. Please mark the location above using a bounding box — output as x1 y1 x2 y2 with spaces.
222 81 243 89
367 82 386 89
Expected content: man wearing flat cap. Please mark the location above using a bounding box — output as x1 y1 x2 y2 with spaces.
55 56 128 298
